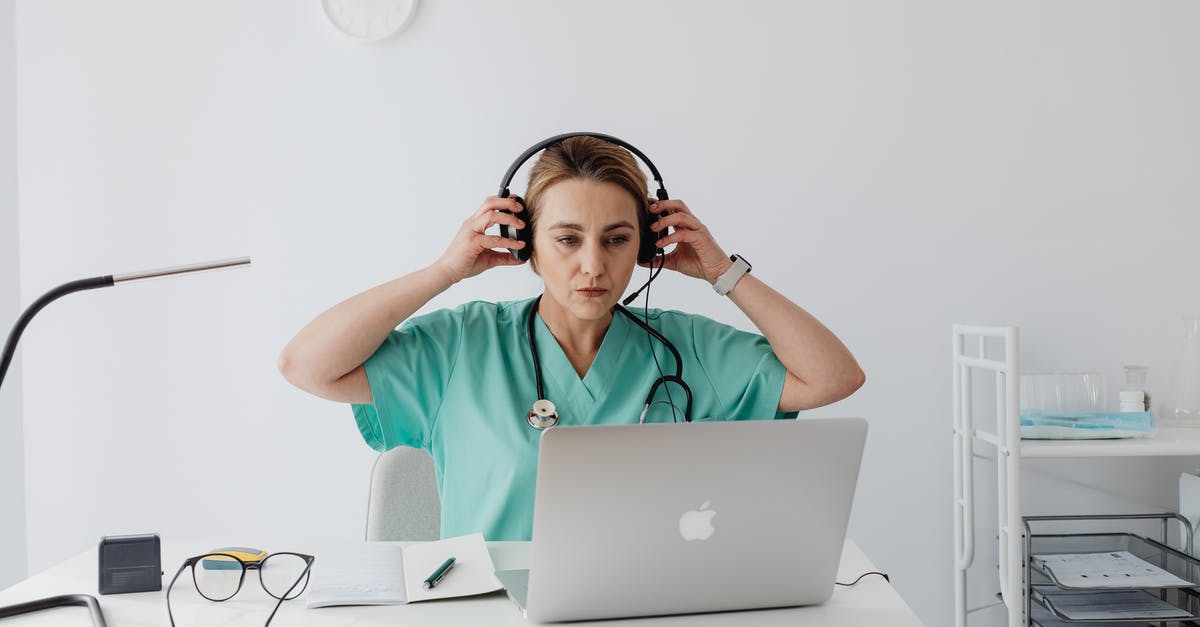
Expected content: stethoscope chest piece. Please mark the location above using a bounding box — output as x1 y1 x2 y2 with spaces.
528 399 559 430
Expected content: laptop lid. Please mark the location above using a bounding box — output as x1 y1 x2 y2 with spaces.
523 418 868 623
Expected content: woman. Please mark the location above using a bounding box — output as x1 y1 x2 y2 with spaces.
278 136 864 540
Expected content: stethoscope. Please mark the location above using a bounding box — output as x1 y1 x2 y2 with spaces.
526 295 693 429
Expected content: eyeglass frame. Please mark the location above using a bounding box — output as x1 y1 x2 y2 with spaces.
165 551 315 627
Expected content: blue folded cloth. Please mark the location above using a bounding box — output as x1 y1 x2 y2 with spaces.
1020 411 1154 439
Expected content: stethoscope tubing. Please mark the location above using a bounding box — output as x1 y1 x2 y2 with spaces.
526 295 692 427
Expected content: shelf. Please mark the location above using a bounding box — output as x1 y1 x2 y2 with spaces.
1021 427 1200 459
1029 532 1200 590
1032 585 1200 623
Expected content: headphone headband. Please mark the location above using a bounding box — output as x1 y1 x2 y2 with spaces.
497 132 669 201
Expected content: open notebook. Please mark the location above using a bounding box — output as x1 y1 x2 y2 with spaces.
306 533 502 608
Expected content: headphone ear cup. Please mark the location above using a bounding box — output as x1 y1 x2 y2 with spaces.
638 209 669 265
498 196 533 261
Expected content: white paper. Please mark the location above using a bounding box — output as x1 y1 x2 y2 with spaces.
1033 551 1196 589
403 533 503 603
306 543 408 608
1035 587 1193 620
306 533 502 609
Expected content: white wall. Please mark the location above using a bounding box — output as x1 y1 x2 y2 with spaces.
0 0 26 591
12 1 1200 624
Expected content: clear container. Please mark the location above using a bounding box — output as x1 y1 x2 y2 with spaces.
1020 373 1108 415
1164 317 1200 427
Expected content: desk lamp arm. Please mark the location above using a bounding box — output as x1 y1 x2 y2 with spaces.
0 275 112 387
0 257 250 390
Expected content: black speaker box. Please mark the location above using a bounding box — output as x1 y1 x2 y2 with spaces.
98 533 162 595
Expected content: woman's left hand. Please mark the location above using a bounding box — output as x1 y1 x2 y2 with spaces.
641 200 733 283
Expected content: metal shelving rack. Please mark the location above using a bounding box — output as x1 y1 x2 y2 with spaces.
952 324 1200 627
1023 513 1199 626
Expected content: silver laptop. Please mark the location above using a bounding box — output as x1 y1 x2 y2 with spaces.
496 417 868 623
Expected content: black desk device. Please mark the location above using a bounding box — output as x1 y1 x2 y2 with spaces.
98 534 162 595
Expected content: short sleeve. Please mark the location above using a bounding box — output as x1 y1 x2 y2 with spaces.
689 314 798 421
350 306 465 451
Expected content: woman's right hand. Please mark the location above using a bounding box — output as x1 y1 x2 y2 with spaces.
432 196 528 284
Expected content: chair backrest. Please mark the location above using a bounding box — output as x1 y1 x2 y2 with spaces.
365 446 441 541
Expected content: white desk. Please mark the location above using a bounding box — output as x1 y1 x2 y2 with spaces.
0 540 923 626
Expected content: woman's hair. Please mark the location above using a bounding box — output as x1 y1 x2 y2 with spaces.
524 136 650 272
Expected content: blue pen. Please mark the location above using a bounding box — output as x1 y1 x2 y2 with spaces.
423 556 456 589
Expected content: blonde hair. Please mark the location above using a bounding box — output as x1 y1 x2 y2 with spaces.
524 136 650 273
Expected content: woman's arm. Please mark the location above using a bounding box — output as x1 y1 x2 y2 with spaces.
277 267 456 403
278 196 528 403
646 200 865 412
723 273 864 411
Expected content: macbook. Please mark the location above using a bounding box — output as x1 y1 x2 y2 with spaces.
495 417 868 622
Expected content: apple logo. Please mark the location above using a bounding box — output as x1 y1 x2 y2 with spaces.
678 501 717 541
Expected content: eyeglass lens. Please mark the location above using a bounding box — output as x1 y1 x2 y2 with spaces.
259 553 312 600
192 554 245 601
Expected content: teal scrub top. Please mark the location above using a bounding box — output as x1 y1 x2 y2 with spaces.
351 297 797 541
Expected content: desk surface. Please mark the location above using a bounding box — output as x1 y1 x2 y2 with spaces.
0 540 922 626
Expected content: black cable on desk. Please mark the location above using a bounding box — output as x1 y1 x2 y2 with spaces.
836 571 890 587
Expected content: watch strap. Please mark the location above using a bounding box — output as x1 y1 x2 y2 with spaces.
713 254 751 296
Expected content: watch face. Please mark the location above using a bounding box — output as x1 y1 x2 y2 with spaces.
321 0 418 42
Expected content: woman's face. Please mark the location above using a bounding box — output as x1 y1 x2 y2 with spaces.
533 178 641 322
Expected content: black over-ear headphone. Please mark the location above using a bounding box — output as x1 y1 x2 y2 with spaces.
496 132 670 265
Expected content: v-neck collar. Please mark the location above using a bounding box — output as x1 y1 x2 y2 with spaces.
529 298 634 406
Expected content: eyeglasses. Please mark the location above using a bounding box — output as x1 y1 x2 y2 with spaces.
165 551 315 626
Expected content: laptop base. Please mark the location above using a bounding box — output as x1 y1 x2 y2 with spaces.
495 569 530 615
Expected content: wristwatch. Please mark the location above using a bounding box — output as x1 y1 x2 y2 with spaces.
712 254 751 296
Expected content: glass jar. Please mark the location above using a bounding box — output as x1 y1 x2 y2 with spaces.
1164 317 1200 427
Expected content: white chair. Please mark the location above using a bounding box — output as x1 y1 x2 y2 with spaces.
364 447 441 541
